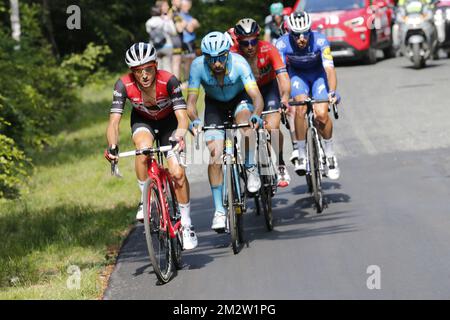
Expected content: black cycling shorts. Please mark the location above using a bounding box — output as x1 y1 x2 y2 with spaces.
241 79 281 112
131 109 178 148
203 91 253 142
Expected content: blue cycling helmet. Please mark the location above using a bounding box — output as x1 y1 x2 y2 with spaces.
270 2 284 16
201 31 231 57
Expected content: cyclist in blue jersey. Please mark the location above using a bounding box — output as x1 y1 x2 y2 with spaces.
187 31 265 232
276 11 341 180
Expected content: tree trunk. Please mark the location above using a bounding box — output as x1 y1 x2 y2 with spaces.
42 0 60 58
10 0 20 46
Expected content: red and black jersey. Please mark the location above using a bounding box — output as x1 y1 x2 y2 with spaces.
231 40 287 87
110 70 186 121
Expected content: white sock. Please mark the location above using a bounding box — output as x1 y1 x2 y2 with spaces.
296 140 306 159
138 180 146 203
322 139 335 158
179 202 191 227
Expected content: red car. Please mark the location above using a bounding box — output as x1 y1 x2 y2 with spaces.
291 0 396 64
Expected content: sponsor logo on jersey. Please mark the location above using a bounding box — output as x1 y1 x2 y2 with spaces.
173 85 182 94
113 90 123 97
323 47 333 60
276 41 286 50
317 38 326 47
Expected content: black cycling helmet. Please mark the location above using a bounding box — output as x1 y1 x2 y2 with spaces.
234 18 261 39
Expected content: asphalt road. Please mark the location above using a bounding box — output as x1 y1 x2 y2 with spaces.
104 56 450 300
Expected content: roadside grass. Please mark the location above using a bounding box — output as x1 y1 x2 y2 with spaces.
0 74 206 299
0 75 139 299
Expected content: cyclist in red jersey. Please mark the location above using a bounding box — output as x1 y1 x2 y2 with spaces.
231 18 292 187
104 43 198 250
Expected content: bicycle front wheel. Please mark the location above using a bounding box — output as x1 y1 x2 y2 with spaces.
143 179 174 284
307 128 324 213
164 175 183 270
261 182 273 231
226 157 240 255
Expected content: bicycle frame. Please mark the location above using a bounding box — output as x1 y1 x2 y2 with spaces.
146 155 182 240
222 129 245 214
304 103 327 176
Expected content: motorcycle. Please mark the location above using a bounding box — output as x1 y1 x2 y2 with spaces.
398 0 439 68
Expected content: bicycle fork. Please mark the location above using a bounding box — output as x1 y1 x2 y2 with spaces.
222 136 245 233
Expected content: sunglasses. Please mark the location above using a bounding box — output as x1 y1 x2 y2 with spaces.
205 52 229 64
239 38 259 47
291 31 311 39
131 63 157 74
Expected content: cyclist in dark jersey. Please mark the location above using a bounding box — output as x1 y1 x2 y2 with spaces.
104 42 198 250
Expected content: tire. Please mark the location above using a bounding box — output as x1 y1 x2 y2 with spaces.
143 180 173 284
261 184 273 232
305 174 313 194
383 44 396 59
307 128 323 214
226 158 240 255
165 176 183 270
254 194 261 216
412 43 423 69
363 33 378 65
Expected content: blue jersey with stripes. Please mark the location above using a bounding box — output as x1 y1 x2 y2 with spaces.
188 52 258 102
275 31 334 74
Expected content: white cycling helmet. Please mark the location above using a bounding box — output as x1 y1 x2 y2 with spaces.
125 43 157 68
287 11 312 34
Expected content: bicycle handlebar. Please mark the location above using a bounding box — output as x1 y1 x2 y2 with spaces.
118 146 173 158
261 109 281 117
288 99 330 106
283 99 340 120
202 122 251 131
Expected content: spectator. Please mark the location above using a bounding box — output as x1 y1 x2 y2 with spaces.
179 0 200 84
146 1 177 72
170 0 184 79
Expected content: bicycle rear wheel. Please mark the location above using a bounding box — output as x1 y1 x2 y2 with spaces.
307 128 324 213
164 176 183 270
143 179 174 284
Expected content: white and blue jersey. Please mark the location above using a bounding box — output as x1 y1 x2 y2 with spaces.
276 32 334 100
188 52 258 102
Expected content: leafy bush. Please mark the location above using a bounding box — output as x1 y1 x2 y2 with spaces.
0 3 110 199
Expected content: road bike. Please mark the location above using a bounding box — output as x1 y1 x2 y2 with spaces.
288 99 339 214
253 109 280 231
197 112 251 255
112 138 184 284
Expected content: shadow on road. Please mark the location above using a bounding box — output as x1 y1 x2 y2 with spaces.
400 62 445 70
114 186 355 282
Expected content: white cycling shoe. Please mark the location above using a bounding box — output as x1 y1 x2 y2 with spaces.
211 211 227 232
290 150 307 176
326 156 340 180
246 166 261 194
136 202 144 222
182 225 198 250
